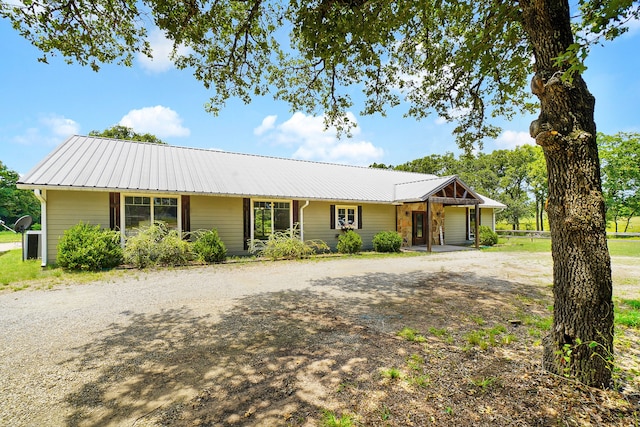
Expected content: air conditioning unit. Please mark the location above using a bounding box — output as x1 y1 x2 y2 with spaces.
24 230 41 260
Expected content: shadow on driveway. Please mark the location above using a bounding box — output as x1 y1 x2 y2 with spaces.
62 270 550 426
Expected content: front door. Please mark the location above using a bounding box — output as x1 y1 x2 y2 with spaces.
412 211 427 245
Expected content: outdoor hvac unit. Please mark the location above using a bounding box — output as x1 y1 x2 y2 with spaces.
23 230 41 260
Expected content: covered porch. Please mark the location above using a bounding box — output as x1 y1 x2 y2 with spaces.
395 176 483 252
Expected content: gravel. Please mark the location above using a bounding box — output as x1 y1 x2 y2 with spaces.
0 251 564 426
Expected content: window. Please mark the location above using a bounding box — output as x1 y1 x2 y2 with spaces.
468 207 481 240
336 205 358 229
253 200 291 239
154 197 178 229
124 195 178 236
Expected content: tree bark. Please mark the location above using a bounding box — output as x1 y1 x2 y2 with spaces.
521 0 614 388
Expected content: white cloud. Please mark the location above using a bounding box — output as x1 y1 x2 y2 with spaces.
253 115 277 135
256 112 384 166
12 114 80 146
40 114 81 137
137 29 191 73
119 105 190 138
495 130 534 149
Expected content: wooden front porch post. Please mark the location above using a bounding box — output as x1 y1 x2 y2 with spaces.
427 199 432 253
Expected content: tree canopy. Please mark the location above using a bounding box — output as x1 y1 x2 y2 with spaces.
598 132 640 232
88 125 166 144
0 161 40 227
2 1 636 148
3 0 639 388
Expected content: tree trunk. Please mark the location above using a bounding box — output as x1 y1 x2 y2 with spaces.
536 194 540 231
521 0 614 388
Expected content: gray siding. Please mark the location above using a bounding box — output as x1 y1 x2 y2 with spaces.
47 190 110 263
190 195 244 255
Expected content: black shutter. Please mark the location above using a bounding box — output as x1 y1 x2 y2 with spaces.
109 192 120 230
243 198 251 250
181 195 191 237
357 205 363 229
330 204 335 229
292 200 299 226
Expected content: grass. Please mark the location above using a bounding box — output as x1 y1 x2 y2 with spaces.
464 325 515 351
0 230 22 243
484 237 640 257
0 248 121 292
380 367 402 380
0 249 46 287
397 326 427 342
497 216 640 233
321 410 354 427
615 299 640 328
470 376 501 391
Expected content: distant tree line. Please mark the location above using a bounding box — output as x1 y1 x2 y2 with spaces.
372 132 640 232
0 161 40 228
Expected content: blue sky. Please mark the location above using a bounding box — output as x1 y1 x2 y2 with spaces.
1 16 639 176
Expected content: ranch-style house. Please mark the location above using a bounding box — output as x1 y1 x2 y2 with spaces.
18 136 506 266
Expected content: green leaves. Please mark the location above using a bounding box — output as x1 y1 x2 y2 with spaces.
3 0 637 151
598 132 640 232
88 125 166 144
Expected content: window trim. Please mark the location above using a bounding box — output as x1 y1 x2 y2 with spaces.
250 198 293 240
120 193 182 240
334 204 358 230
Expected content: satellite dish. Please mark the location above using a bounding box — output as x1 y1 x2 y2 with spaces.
14 215 32 233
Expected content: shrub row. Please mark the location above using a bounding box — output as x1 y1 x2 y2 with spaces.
58 222 496 271
57 222 227 271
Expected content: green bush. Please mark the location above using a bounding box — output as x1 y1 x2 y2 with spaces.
192 229 227 263
124 222 192 268
57 222 123 271
249 228 329 260
337 230 362 254
479 225 499 246
372 231 402 252
157 230 192 266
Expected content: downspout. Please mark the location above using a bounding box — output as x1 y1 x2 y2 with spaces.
34 189 47 267
299 200 310 241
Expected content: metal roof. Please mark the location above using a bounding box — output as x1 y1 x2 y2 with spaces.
18 135 506 207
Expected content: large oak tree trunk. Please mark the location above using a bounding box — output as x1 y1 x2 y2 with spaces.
521 0 614 388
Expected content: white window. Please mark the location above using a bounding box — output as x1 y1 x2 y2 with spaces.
336 205 357 229
123 195 179 236
252 200 291 240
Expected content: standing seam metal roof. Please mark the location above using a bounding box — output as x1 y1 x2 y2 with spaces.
17 136 506 207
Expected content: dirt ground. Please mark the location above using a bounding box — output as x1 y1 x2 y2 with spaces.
1 250 638 426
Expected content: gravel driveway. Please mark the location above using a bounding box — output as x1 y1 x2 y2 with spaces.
3 250 633 426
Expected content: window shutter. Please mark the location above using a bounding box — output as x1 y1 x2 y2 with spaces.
243 198 251 250
181 195 191 237
330 204 335 229
357 205 363 229
109 192 120 230
292 200 299 226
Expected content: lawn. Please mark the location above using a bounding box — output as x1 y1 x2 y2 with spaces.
497 216 640 233
0 248 121 292
0 230 21 243
485 236 640 257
